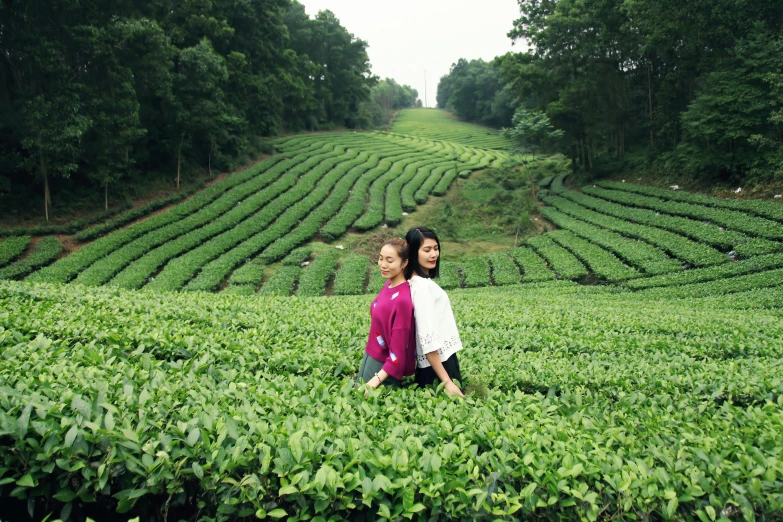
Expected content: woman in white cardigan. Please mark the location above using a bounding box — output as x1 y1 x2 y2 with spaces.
404 226 465 397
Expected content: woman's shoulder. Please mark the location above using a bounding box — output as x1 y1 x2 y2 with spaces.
387 282 413 311
409 275 442 289
387 281 412 297
409 274 432 286
408 275 443 300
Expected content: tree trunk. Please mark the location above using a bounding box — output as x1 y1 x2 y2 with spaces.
587 139 594 171
620 125 625 159
571 142 577 173
40 155 50 222
613 131 618 158
647 55 655 153
43 171 50 223
104 181 108 211
526 164 537 204
176 132 185 189
208 140 212 177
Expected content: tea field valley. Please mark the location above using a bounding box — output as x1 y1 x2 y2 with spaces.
1 109 782 521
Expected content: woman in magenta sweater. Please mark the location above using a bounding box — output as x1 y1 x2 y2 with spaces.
356 238 417 389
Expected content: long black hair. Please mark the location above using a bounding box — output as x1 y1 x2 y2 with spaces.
404 226 440 279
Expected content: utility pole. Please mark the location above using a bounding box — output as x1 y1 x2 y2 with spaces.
424 70 427 108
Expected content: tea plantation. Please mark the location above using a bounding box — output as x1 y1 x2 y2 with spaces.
1 110 783 521
1 280 782 520
389 110 514 150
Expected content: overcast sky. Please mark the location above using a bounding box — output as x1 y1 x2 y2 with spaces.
297 0 525 108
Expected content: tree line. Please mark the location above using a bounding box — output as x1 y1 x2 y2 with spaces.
436 59 515 129
0 0 418 220
440 0 783 183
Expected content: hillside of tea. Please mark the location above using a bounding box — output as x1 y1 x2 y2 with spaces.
1 109 782 521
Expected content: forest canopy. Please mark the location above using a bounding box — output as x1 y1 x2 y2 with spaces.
0 0 418 219
440 0 783 184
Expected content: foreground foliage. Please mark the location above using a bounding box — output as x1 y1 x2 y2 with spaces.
1 280 782 521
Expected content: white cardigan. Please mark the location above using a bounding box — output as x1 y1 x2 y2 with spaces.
408 275 463 368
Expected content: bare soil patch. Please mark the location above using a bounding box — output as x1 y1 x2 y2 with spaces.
13 236 42 262
55 234 80 257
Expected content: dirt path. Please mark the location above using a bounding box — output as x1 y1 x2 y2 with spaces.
12 236 42 262
55 235 79 257
531 214 556 234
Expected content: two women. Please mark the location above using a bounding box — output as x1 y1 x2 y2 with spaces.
357 228 464 396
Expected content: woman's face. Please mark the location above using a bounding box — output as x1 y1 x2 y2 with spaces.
378 245 407 280
418 238 440 272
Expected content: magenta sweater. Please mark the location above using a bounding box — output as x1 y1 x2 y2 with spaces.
365 280 416 380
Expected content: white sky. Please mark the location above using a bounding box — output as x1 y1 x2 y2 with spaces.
297 0 526 108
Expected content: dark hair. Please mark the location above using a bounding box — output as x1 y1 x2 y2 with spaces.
404 226 440 279
381 237 409 263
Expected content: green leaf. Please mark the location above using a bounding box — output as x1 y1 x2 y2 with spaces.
667 497 679 518
315 464 338 491
64 425 78 447
17 405 32 438
121 428 139 443
187 428 200 446
225 415 239 440
116 499 135 513
99 402 119 414
279 485 298 495
520 482 538 498
372 474 392 493
128 488 149 500
53 489 78 502
267 509 287 518
60 502 73 521
403 488 414 511
104 412 115 431
407 503 425 513
16 474 35 487
289 430 304 463
192 462 204 479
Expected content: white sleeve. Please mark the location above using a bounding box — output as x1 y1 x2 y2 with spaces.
411 279 440 355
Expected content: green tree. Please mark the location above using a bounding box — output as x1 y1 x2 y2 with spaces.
359 78 419 128
21 93 91 222
170 39 233 188
498 0 783 180
0 0 426 222
80 21 147 210
282 3 375 130
505 108 563 155
437 58 515 128
673 27 783 180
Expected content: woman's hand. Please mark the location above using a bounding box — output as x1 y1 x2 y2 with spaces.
366 371 387 391
445 381 464 397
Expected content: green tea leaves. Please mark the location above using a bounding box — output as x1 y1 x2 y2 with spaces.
63 425 78 447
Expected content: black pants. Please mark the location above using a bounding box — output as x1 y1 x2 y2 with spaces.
415 353 463 388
